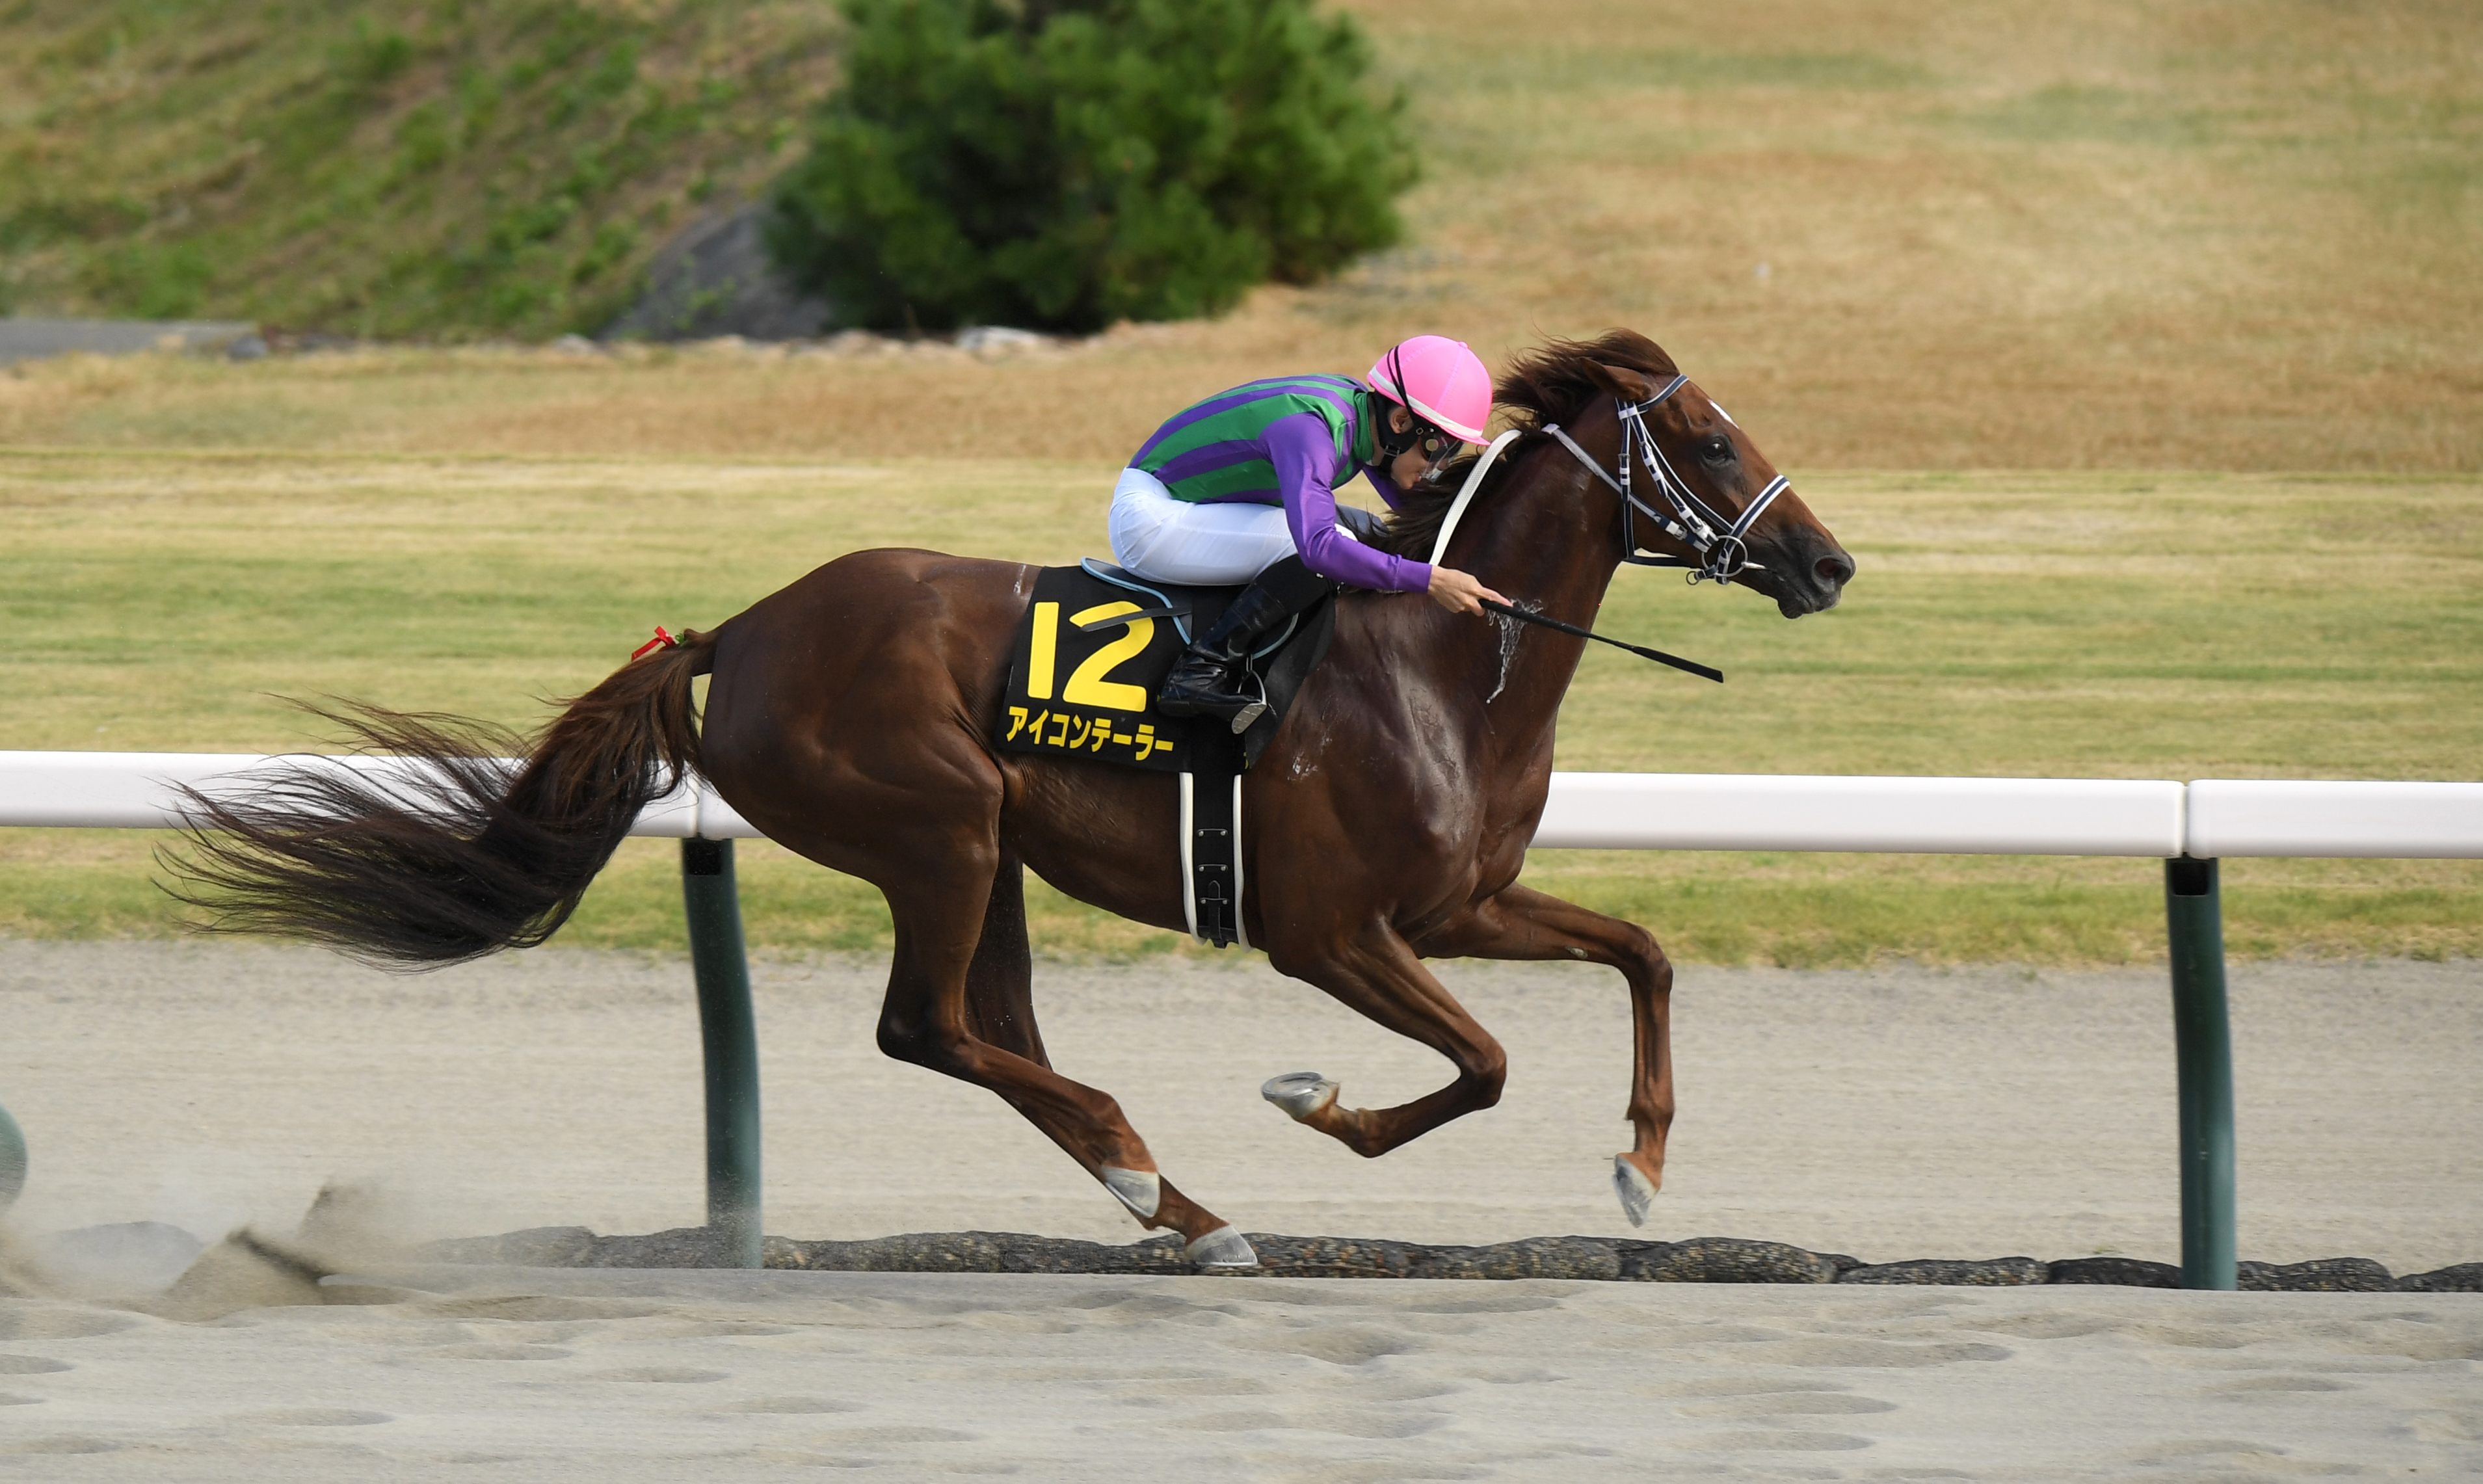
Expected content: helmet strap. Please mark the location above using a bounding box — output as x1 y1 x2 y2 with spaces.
1375 396 1422 460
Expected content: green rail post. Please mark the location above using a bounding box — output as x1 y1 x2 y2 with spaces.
682 837 762 1268
0 1102 24 1212
2164 856 2237 1290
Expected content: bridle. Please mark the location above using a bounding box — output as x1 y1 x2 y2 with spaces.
1541 374 1790 585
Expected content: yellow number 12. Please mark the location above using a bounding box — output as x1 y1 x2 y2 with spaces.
1026 600 1154 713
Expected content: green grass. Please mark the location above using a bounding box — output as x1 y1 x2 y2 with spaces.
3 449 2476 965
0 0 838 337
17 837 2476 967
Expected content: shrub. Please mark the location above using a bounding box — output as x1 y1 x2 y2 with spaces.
769 0 1416 334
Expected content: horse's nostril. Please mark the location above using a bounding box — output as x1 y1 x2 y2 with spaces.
1814 552 1854 587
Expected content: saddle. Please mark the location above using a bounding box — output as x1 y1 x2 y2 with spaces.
994 559 1338 948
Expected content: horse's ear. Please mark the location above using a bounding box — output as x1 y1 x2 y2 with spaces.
1584 361 1657 403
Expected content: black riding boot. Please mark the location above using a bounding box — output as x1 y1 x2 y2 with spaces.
1154 556 1334 732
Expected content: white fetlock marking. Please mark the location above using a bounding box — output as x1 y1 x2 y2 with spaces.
1260 1071 1338 1122
1100 1165 1162 1220
1185 1225 1259 1269
1612 1155 1658 1228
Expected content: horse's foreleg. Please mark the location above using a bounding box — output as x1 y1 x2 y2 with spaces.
1416 884 1676 1226
873 860 1251 1264
1265 927 1508 1158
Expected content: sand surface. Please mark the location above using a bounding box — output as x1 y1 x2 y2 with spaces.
3 941 2476 1269
0 1265 2472 1481
2 942 2478 1479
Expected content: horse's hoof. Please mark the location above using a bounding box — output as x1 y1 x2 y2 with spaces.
1185 1225 1259 1269
1100 1165 1162 1220
1612 1155 1658 1228
1261 1072 1338 1122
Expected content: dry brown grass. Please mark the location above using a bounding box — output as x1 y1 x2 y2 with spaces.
3 0 2475 468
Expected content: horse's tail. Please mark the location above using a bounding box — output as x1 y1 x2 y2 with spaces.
167 630 720 967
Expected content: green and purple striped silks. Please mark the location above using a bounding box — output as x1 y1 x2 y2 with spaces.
1132 375 1375 505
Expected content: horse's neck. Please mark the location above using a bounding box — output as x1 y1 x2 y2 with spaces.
1424 444 1623 770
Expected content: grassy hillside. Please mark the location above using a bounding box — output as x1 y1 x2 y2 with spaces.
0 0 838 338
3 0 2475 468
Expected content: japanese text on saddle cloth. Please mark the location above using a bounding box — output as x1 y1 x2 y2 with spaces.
994 562 1335 947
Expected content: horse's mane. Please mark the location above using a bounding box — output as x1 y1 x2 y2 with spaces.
1369 330 1680 560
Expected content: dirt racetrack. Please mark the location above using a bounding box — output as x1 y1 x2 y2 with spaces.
3 941 2474 1273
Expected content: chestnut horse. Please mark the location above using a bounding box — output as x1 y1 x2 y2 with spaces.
178 330 1852 1267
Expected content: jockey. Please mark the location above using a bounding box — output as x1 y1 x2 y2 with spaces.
1114 334 1513 726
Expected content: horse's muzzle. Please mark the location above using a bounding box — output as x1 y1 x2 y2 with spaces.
1768 535 1853 618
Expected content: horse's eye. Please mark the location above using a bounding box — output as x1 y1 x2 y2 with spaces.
1701 438 1734 462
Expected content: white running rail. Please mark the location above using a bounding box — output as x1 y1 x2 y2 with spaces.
0 750 760 840
5 747 2478 1291
4 751 2479 857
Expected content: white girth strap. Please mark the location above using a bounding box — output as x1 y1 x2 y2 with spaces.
1178 772 1249 951
1178 772 1197 942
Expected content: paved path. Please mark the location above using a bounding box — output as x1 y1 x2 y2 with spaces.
0 317 254 366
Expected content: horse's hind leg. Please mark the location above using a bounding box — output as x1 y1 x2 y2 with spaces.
1416 883 1675 1227
873 850 1254 1265
963 849 1045 1066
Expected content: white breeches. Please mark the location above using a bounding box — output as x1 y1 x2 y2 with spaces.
1108 467 1297 585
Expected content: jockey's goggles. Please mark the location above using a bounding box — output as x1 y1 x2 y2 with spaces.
1375 398 1467 477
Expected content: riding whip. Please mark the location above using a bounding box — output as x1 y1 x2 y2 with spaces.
1480 599 1723 683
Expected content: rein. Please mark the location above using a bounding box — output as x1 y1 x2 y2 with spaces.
1543 375 1790 585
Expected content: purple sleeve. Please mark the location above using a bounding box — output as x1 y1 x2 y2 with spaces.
1264 412 1432 594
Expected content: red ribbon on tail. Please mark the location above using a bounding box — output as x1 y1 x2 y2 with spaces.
630 626 678 661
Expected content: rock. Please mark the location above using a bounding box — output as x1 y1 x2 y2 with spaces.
1839 1257 2047 1286
1245 1234 1427 1279
774 1231 1000 1273
774 1231 1191 1276
1625 1237 1836 1284
2398 1262 2483 1293
996 1234 1187 1275
2237 1258 2395 1292
585 1226 749 1269
956 325 1047 356
414 1224 2471 1290
2047 1256 2183 1288
601 204 832 343
419 1225 599 1267
1400 1238 1619 1281
224 334 268 361
791 1231 1009 1273
550 333 602 356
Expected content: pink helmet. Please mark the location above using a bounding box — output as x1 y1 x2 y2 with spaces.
1367 335 1493 445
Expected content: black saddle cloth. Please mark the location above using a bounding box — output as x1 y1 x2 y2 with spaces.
994 559 1336 772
